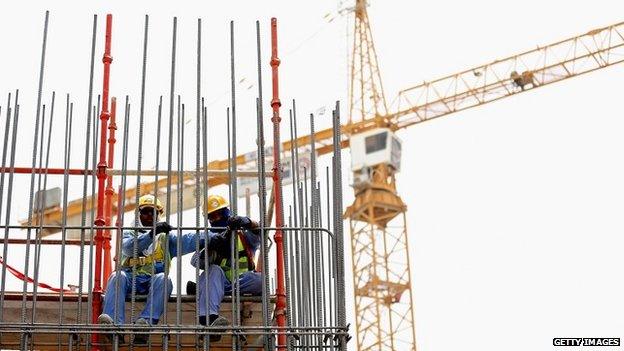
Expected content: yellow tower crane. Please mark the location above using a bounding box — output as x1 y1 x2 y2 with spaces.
343 2 624 349
27 8 624 351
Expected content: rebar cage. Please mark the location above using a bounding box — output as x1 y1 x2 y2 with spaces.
0 12 349 351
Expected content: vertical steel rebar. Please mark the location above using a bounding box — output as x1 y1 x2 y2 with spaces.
131 16 151 343
21 15 49 343
147 95 163 351
78 14 97 331
201 102 211 351
302 168 311 348
176 101 184 350
3 103 19 342
296 183 307 348
254 22 271 345
225 104 237 351
30 101 47 333
245 188 251 217
230 20 238 214
310 112 324 349
331 102 347 350
57 97 74 351
128 95 139 342
255 94 271 351
287 110 298 334
317 181 326 342
291 101 305 345
0 94 11 225
194 18 202 350
326 166 335 351
113 95 132 349
0 91 15 324
230 20 243 351
86 98 100 351
227 107 232 206
0 98 8 345
163 19 177 344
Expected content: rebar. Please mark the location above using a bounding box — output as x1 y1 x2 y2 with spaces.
58 96 74 351
201 100 212 351
30 99 48 329
176 101 185 350
148 93 163 351
286 110 297 351
194 19 202 349
254 19 273 351
86 97 100 351
325 166 335 351
331 102 347 350
230 20 238 214
163 19 177 345
77 14 98 332
0 91 17 324
129 95 140 340
0 15 349 351
21 16 49 345
112 94 132 349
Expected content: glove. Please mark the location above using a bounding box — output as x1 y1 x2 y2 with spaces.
149 222 173 236
207 231 230 251
227 216 252 230
156 222 173 234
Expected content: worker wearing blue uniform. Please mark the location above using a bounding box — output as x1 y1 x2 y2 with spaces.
97 194 206 344
190 194 263 341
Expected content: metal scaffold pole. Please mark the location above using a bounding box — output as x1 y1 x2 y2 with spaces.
92 15 113 338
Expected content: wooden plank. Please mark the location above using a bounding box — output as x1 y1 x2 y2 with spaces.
0 294 273 350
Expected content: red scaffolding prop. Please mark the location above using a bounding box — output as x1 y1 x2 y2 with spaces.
103 96 117 288
270 17 288 351
91 13 113 347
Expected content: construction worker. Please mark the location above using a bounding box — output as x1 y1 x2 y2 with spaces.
97 194 206 344
190 194 263 341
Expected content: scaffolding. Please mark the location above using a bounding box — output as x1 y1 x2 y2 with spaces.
0 12 349 351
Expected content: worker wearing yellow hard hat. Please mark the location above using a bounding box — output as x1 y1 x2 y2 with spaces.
98 194 209 345
191 194 263 342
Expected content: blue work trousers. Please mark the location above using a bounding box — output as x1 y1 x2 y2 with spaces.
197 264 263 317
102 270 173 324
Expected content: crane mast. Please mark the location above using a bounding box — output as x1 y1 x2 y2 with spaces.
346 1 416 350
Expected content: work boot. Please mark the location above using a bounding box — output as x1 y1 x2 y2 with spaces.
209 315 229 342
132 318 150 345
199 315 229 343
97 314 124 344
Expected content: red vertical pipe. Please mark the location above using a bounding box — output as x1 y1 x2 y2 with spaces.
270 17 287 351
92 14 112 337
103 97 117 288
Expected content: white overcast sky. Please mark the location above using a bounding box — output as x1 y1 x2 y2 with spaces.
1 1 624 351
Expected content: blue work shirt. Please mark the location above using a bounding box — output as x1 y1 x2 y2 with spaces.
121 229 207 274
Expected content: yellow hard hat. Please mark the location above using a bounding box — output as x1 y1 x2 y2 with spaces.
138 194 164 215
205 194 229 215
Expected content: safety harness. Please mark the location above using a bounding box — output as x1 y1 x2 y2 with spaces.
120 232 170 275
219 230 256 281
